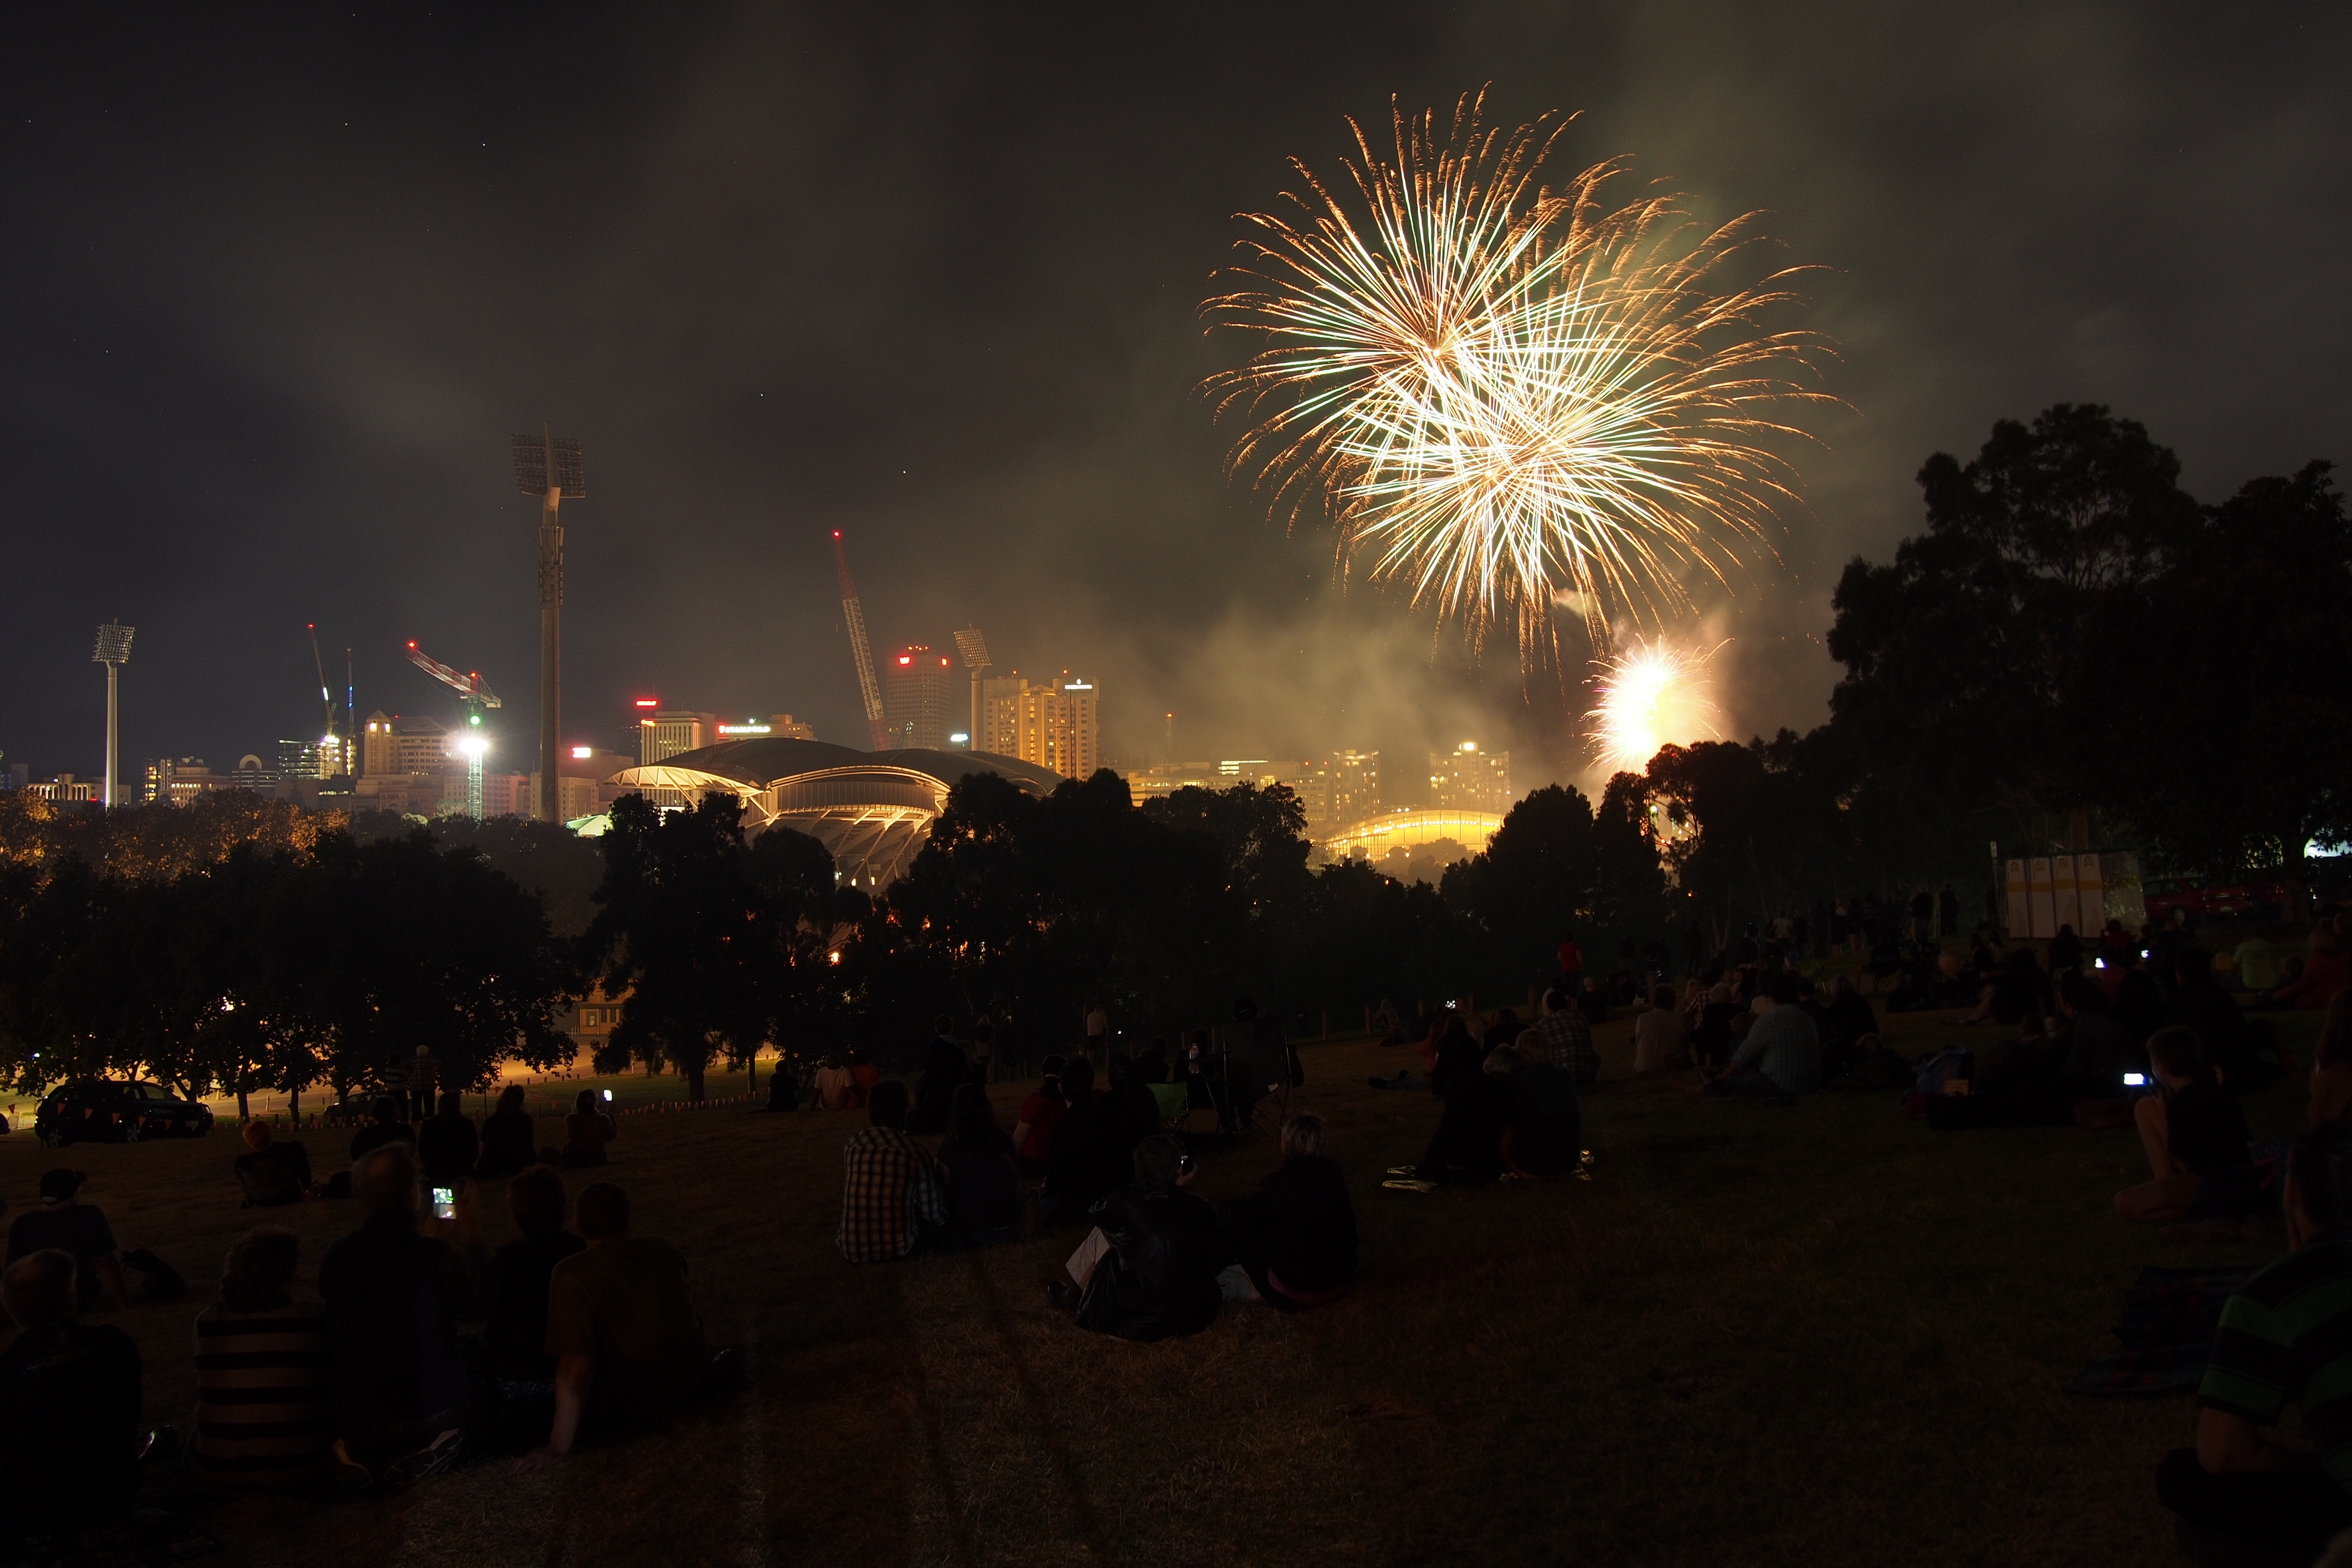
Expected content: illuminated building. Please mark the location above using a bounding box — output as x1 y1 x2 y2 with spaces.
1332 749 1381 824
361 711 451 777
974 670 1098 778
1428 742 1512 815
143 757 226 805
534 746 634 823
606 736 1062 885
885 647 953 751
639 709 719 767
1318 808 1505 860
1119 761 1218 803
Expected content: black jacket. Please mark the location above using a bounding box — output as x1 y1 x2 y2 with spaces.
1075 1185 1221 1342
1224 1155 1357 1295
1045 1097 1128 1211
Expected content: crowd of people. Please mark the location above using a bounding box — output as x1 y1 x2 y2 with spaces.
0 1081 737 1556
828 1010 1356 1334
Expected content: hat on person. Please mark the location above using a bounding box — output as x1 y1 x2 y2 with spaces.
37 1169 86 1205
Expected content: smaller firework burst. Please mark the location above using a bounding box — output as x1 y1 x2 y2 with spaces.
1588 638 1724 773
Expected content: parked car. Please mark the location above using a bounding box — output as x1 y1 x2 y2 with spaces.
2141 876 2297 925
33 1080 215 1147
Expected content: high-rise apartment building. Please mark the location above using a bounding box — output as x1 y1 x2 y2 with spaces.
977 670 1099 779
1428 742 1512 815
884 647 952 751
1332 749 1380 826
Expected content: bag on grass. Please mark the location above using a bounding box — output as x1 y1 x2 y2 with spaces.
1913 1048 1973 1095
120 1247 185 1303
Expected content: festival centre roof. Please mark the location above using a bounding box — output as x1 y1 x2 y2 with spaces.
603 738 1064 888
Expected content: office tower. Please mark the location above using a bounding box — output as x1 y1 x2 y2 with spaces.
639 710 718 766
884 646 952 750
1428 742 1512 814
361 711 453 777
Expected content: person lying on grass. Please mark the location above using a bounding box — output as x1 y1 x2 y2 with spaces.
2155 1121 2352 1561
512 1181 739 1475
2114 1026 2260 1234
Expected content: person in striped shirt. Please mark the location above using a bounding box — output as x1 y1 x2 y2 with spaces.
188 1227 331 1490
2158 1121 2352 1560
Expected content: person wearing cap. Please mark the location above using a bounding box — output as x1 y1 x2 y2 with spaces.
5 1172 129 1313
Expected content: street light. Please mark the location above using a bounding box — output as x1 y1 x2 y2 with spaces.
92 622 134 808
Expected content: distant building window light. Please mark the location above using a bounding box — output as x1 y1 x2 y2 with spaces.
634 699 658 708
949 732 970 744
716 723 771 736
571 746 593 758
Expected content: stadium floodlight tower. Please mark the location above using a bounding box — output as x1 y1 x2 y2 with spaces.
511 425 584 824
953 626 992 752
92 621 134 807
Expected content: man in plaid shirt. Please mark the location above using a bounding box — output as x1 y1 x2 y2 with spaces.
836 1081 948 1264
1533 987 1599 1085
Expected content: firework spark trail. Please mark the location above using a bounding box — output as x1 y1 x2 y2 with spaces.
1203 89 1833 658
1588 638 1725 772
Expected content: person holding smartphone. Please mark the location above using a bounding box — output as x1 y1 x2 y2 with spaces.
557 1090 618 1170
2114 1026 2257 1230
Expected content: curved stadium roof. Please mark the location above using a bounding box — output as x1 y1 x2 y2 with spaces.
605 739 1063 888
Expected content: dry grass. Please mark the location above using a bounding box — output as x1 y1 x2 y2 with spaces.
5 1002 2323 1567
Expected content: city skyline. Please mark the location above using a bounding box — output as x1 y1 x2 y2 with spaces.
5 8 2343 804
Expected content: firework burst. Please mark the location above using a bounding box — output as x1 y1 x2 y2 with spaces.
1203 90 1832 658
1588 637 1724 773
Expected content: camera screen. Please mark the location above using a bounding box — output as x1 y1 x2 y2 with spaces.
2122 1072 2146 1087
431 1187 455 1218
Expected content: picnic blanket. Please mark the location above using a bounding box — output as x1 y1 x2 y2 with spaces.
2066 1265 2255 1397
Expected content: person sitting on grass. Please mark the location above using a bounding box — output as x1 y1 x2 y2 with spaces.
1049 1136 1221 1342
2055 971 2144 1100
908 1015 969 1136
2309 992 2352 1128
835 1080 948 1263
1501 1040 1581 1178
1632 986 1685 1075
2114 1026 2259 1233
0 1250 141 1544
1042 1057 1126 1226
512 1181 736 1475
188 1226 331 1491
1698 973 1822 1098
417 1091 479 1190
347 1095 415 1163
1011 1058 1067 1180
2264 926 2351 1013
1220 1115 1356 1311
938 1084 1022 1249
1387 1042 1518 1190
2155 1121 2352 1561
557 1089 617 1170
475 1085 538 1180
1816 975 1879 1080
317 1144 486 1488
7 1169 131 1314
482 1166 585 1388
1533 986 1600 1085
811 1053 858 1111
234 1120 315 1208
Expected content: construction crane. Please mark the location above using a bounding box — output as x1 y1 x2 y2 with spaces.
405 641 501 819
306 625 346 779
831 529 889 749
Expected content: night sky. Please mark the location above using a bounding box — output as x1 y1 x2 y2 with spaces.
5 4 2346 799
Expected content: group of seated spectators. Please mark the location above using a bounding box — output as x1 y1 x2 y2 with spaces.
831 1024 1359 1340
235 1086 621 1211
1378 996 1587 1191
0 1143 734 1551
